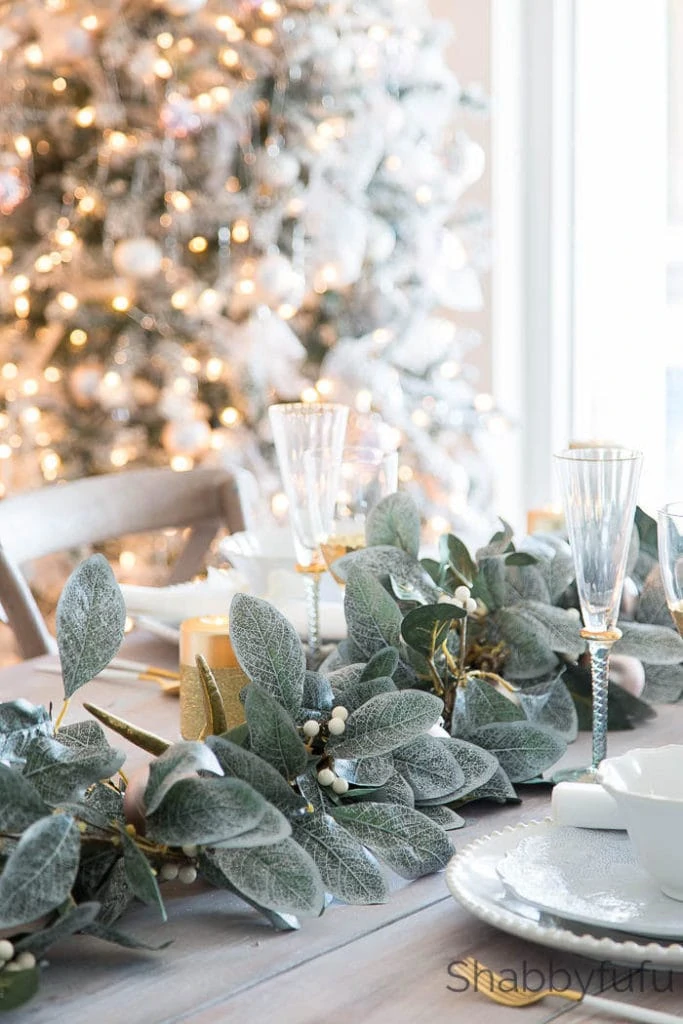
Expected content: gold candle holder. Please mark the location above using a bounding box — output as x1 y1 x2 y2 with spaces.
179 615 248 740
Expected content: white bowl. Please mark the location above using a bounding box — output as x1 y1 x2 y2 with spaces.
598 746 683 901
218 529 295 596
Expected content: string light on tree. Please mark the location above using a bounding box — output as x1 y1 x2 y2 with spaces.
0 0 497 531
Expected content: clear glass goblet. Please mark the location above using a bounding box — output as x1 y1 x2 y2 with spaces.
658 502 683 636
304 445 399 583
268 402 349 656
555 447 643 778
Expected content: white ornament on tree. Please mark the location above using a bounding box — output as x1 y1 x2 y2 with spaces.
161 418 212 457
113 238 164 281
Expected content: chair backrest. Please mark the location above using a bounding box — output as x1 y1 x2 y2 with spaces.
0 467 245 659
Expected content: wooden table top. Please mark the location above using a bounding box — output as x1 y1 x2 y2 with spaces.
2 638 683 1024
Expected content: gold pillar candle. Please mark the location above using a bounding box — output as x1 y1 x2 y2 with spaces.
179 616 248 740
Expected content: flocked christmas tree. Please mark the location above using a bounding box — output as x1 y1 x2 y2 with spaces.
0 0 498 533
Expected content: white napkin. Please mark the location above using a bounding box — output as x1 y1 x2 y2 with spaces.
551 781 626 830
120 567 246 623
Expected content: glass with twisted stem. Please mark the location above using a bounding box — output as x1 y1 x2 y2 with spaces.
268 402 349 656
555 447 642 778
658 502 683 635
304 445 399 583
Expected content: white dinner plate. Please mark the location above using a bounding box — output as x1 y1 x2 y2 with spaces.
497 824 683 940
445 820 683 970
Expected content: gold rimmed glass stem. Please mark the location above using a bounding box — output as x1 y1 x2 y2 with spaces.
554 447 642 781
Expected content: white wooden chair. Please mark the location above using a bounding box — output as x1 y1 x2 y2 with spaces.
0 467 245 659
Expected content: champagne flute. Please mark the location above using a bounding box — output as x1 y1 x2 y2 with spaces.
304 446 399 583
555 447 642 779
658 502 683 634
268 402 349 656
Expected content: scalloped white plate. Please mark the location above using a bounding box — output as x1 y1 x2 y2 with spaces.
445 820 683 970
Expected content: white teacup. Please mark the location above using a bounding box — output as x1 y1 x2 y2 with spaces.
598 746 683 901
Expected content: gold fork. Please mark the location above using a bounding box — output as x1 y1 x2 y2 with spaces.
451 956 682 1023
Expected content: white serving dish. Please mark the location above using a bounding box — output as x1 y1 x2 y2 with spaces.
598 746 683 901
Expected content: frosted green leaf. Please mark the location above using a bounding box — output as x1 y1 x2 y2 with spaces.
472 721 566 782
230 593 305 717
332 803 454 879
344 565 403 657
120 828 166 921
327 690 442 758
417 737 499 806
244 686 309 780
201 839 324 917
0 762 49 831
518 674 578 742
23 734 124 805
56 554 126 699
0 814 80 929
207 736 307 813
144 741 223 815
0 700 52 765
393 735 464 801
292 813 389 905
615 621 683 664
146 776 269 847
14 902 100 958
366 493 421 557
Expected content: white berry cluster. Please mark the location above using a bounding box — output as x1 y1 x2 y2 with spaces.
439 585 477 615
303 705 349 740
0 940 36 973
159 843 199 885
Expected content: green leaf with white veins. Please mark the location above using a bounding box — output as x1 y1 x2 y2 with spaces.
518 674 578 742
0 763 49 831
244 685 309 780
503 564 551 605
292 813 389 904
393 735 464 801
206 736 307 813
201 839 325 917
327 690 442 758
120 827 166 921
23 734 124 804
56 554 126 698
146 776 269 847
366 493 421 557
332 803 454 879
144 741 223 815
416 737 499 806
334 547 441 603
472 721 566 782
514 601 585 658
344 565 403 657
230 593 305 717
0 700 51 765
0 814 80 929
495 608 559 679
614 621 683 664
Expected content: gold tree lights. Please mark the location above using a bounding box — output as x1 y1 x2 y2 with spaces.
0 0 500 532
